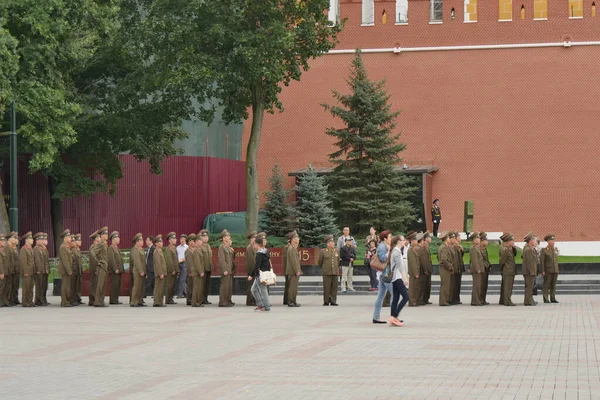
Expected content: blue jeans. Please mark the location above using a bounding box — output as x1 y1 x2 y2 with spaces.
391 279 409 318
176 263 187 296
372 278 393 320
251 278 271 310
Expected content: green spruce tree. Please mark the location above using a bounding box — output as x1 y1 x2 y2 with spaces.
262 164 295 237
323 50 417 233
295 165 338 247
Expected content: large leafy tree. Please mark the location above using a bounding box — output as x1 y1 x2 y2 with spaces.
324 51 417 233
0 1 187 250
130 0 343 234
262 164 295 237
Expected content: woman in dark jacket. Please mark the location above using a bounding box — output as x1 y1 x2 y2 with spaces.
250 237 271 311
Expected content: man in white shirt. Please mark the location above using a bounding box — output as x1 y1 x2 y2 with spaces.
337 227 357 292
175 234 189 298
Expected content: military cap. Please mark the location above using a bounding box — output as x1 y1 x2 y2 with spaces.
21 231 33 241
180 233 188 239
345 236 354 242
438 231 449 240
447 231 457 239
406 231 417 241
60 229 71 238
501 233 514 242
416 232 425 241
132 233 143 244
423 231 431 239
257 231 267 239
110 231 120 240
198 229 209 237
468 232 480 241
433 199 439 203
246 231 257 239
218 229 230 240
97 226 109 235
33 232 43 240
73 233 82 241
287 231 298 240
379 230 391 241
89 230 99 240
479 232 488 241
324 234 335 243
543 234 555 241
523 232 536 242
166 232 177 240
187 233 197 242
153 234 163 244
8 231 18 239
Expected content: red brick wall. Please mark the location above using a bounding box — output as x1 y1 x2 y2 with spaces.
243 0 600 240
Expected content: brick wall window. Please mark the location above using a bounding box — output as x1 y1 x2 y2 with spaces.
499 0 512 20
593 2 597 17
464 0 478 22
569 0 583 18
533 0 548 19
362 0 375 25
396 0 408 23
430 0 443 22
328 0 340 24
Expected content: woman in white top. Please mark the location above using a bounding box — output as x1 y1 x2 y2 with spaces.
389 235 409 327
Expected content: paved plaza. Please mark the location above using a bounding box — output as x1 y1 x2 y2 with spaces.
1 293 600 400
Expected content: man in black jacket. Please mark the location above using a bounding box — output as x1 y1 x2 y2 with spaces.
340 237 356 293
145 236 155 297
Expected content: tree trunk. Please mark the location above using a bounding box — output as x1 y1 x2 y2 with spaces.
0 182 11 234
48 176 63 255
245 83 265 234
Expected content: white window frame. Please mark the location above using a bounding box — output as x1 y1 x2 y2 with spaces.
362 0 375 26
396 0 409 24
328 0 340 25
430 0 443 22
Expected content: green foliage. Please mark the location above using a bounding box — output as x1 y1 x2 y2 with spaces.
324 51 417 232
0 19 17 116
295 165 338 247
262 164 296 237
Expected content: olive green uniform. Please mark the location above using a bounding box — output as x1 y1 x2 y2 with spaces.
282 243 291 305
92 242 109 307
218 244 235 306
286 245 301 305
419 244 433 305
70 247 83 304
540 246 559 302
33 246 45 306
0 249 8 307
88 244 99 306
153 248 167 306
41 245 50 305
10 246 20 305
481 245 490 304
58 244 73 307
318 248 340 305
452 245 465 304
108 245 124 304
245 244 257 306
201 244 213 304
191 247 205 307
130 246 146 306
20 246 35 307
185 247 196 305
165 245 179 304
437 243 453 306
522 246 538 306
407 246 421 306
499 245 516 306
469 245 484 306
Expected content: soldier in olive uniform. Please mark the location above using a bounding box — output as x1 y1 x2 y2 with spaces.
19 233 35 307
499 233 517 306
522 232 538 306
185 234 196 306
469 232 484 306
0 234 8 307
282 232 294 305
152 235 167 306
130 233 147 307
541 234 560 303
406 231 421 307
245 231 257 306
198 230 213 305
165 232 179 305
191 234 206 308
88 231 100 306
1 232 15 307
452 233 465 305
40 233 50 305
218 230 235 307
286 232 302 308
437 232 454 306
418 231 433 305
479 232 490 305
92 227 110 307
33 233 46 306
57 229 74 307
70 234 84 305
319 235 340 306
7 232 20 306
108 231 124 305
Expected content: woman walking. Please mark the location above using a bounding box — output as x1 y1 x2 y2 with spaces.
389 235 409 327
372 230 392 324
250 237 271 311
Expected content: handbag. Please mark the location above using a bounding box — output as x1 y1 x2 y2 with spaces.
259 269 277 286
370 253 386 271
381 263 394 283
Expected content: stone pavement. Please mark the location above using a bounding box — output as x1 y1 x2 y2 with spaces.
1 294 600 400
